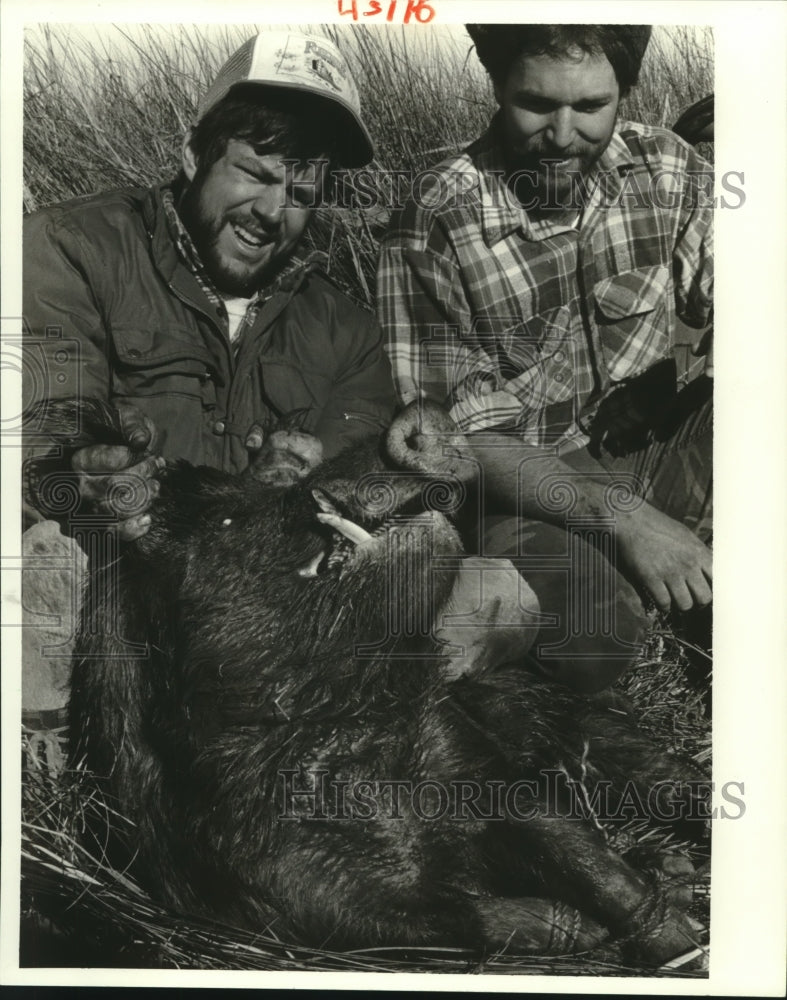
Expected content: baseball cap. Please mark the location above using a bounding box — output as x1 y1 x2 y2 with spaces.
197 32 374 168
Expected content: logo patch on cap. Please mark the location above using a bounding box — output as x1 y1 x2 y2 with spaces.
197 31 373 168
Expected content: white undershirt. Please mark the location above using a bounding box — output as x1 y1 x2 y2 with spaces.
222 295 253 342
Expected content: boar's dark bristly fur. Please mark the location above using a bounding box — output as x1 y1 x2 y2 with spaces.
29 397 706 963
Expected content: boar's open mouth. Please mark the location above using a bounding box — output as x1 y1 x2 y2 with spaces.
297 485 457 579
296 397 473 581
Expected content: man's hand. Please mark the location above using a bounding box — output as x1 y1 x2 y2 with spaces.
71 402 162 541
616 502 712 613
468 430 711 615
246 423 323 486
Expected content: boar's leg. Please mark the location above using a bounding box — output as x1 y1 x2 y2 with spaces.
266 839 607 955
451 671 709 841
471 896 608 954
509 812 700 964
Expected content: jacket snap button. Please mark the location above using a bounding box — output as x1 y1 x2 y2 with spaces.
213 420 225 435
128 348 141 358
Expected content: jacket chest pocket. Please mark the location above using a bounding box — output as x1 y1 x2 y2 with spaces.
109 326 219 406
593 264 672 383
256 360 332 434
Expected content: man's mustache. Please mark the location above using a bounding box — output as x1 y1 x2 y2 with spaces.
540 153 586 162
529 146 593 162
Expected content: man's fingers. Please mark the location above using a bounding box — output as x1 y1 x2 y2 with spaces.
619 503 713 614
85 454 163 490
70 427 164 530
686 572 713 609
666 578 695 614
80 455 164 511
245 423 265 452
249 430 323 481
700 552 712 583
267 429 323 468
73 443 138 475
644 578 672 614
117 403 156 451
690 539 712 590
116 513 153 542
252 466 301 487
96 475 160 516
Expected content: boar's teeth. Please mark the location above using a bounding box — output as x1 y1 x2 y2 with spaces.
298 550 327 578
316 512 373 544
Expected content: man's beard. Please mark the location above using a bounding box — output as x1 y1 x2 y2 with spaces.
178 180 286 297
504 141 611 216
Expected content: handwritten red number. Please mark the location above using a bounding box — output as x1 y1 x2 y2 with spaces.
339 0 435 22
403 0 435 22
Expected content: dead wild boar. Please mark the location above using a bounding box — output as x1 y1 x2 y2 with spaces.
25 397 705 964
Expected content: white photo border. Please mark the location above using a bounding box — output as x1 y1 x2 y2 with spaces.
2 1 785 994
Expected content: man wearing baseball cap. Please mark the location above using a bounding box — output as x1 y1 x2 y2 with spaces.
21 30 536 736
24 31 392 538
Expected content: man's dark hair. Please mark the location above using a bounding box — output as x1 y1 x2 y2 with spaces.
466 24 653 98
189 84 343 174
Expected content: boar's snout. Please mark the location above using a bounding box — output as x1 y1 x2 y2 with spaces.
385 401 475 481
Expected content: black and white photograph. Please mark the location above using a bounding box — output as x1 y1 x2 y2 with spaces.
2 0 785 993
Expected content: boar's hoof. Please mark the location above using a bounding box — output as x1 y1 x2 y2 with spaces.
619 885 704 966
475 897 609 955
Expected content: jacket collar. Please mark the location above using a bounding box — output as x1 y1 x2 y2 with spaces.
470 115 638 247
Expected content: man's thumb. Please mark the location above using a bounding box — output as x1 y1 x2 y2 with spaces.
245 424 265 452
118 403 155 450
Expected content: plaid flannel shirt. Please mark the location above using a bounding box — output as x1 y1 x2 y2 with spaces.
377 118 713 453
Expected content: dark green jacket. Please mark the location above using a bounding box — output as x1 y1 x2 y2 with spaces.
23 185 396 471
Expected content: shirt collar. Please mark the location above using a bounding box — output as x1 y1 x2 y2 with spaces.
160 184 218 291
470 116 637 247
596 125 637 175
467 119 530 247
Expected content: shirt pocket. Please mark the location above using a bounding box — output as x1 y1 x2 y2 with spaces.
109 326 218 406
594 264 672 382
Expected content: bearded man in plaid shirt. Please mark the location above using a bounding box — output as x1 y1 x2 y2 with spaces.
377 24 713 693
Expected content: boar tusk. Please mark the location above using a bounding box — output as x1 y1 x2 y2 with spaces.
316 512 372 545
297 550 327 578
